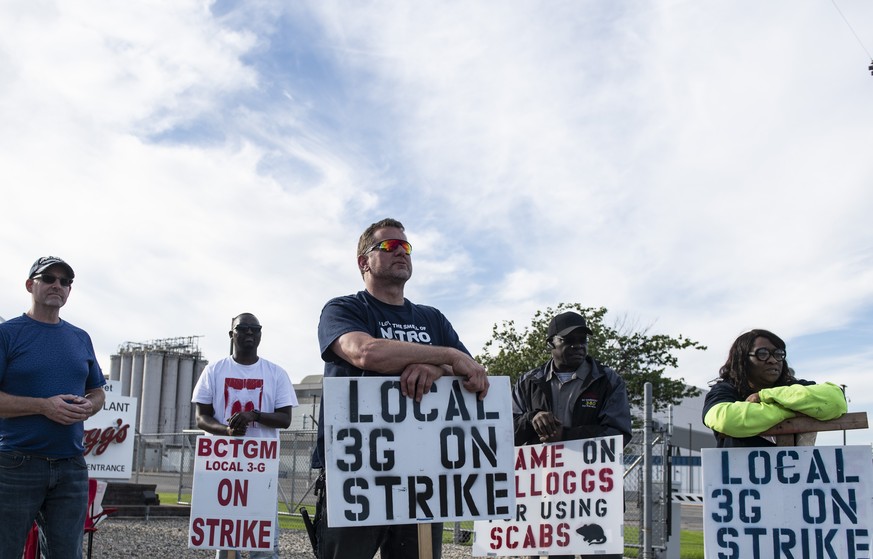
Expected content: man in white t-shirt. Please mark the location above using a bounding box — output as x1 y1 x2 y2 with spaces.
192 312 298 559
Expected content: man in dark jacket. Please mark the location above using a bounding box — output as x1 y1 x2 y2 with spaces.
512 311 631 559
512 311 632 448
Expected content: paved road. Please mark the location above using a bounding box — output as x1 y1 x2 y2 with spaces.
680 503 703 531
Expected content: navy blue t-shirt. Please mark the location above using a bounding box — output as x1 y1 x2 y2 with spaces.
0 314 105 457
312 290 469 468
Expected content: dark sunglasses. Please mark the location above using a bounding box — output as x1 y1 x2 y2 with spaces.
748 348 786 362
234 324 262 333
33 274 73 287
366 239 412 255
554 335 588 347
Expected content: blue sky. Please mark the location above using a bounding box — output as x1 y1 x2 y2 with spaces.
1 1 871 447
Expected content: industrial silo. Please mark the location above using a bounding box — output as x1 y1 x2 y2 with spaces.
119 351 132 397
109 354 120 382
176 356 195 432
158 354 179 434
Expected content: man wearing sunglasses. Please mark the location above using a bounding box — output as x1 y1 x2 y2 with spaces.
512 311 632 450
312 217 490 559
192 313 298 559
0 256 106 558
511 311 631 559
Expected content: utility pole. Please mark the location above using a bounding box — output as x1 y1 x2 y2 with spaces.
688 422 693 493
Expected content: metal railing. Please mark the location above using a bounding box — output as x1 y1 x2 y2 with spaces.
130 429 320 516
129 384 679 555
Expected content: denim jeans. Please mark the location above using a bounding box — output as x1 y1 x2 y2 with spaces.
0 451 89 559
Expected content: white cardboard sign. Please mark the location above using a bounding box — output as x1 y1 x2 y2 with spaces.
473 436 625 556
323 376 515 527
83 380 138 479
188 436 280 551
703 445 873 559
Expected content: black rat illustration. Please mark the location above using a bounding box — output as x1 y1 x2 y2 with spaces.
576 523 607 544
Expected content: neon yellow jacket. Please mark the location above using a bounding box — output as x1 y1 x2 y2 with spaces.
703 381 847 439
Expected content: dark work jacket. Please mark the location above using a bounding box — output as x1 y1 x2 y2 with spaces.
512 357 633 448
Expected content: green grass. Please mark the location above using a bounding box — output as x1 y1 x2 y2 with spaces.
159 493 705 556
623 526 704 559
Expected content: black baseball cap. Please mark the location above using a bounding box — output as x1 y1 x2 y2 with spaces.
547 311 593 339
29 256 75 279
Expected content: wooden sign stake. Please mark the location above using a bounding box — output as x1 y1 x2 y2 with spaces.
417 523 433 559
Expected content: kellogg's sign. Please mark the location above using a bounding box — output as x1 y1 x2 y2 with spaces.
83 381 138 479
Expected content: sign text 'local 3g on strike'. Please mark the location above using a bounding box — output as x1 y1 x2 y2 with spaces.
323 376 516 527
703 445 873 559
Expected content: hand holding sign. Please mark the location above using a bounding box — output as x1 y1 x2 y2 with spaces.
531 411 563 443
399 363 444 402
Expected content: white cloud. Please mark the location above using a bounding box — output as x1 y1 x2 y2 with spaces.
1 0 872 443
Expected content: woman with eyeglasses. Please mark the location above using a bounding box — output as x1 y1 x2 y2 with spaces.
702 329 846 447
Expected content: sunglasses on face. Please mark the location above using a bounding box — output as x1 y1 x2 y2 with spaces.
234 324 262 333
554 335 588 348
366 239 412 255
748 348 786 362
33 274 73 287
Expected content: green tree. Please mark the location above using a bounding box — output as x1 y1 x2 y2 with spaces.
477 303 705 413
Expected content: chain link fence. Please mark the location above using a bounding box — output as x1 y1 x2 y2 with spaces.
622 428 672 557
131 423 683 555
131 430 320 513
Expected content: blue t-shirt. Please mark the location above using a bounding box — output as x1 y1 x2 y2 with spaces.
312 290 470 467
0 314 106 457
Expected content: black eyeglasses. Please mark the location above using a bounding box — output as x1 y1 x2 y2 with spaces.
33 274 73 287
366 239 412 255
554 335 588 348
234 324 262 333
748 348 786 362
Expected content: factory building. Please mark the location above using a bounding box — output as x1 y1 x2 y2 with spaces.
108 336 207 435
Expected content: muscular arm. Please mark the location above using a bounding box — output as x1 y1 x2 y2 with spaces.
332 331 489 399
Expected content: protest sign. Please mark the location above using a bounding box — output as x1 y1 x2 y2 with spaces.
188 436 280 551
323 375 515 527
83 380 138 479
703 445 873 559
472 435 624 556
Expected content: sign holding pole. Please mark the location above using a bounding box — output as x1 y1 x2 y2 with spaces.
703 445 873 559
322 376 515 527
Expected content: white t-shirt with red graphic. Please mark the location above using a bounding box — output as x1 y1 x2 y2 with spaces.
191 356 298 438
